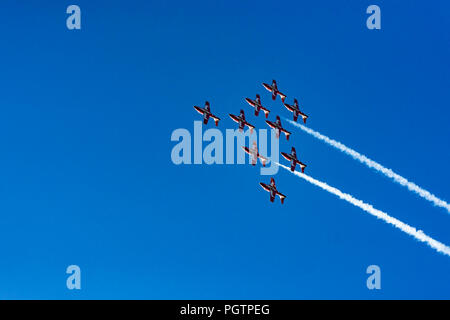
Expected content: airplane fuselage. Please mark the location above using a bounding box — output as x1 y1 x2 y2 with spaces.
245 98 269 118
245 98 259 107
194 105 220 126
281 151 306 172
284 102 308 123
260 182 285 203
194 106 208 115
266 120 291 140
262 83 286 102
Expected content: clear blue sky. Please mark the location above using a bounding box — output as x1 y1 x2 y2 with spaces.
0 0 449 299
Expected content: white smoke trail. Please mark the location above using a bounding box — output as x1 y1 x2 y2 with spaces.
276 162 450 257
286 119 450 214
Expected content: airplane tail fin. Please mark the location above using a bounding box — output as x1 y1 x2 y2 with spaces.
214 119 219 126
280 196 285 204
286 133 290 141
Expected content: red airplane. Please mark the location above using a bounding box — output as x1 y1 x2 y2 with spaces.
281 147 307 173
242 141 269 166
229 109 255 133
260 178 286 204
266 115 291 140
262 80 286 102
194 101 220 126
284 98 308 123
245 94 270 118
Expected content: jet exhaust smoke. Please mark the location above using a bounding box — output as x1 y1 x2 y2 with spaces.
276 162 450 257
285 119 450 214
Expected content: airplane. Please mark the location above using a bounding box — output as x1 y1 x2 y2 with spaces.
265 115 291 140
229 109 255 133
260 177 286 204
242 141 269 166
194 101 220 126
245 94 270 118
262 80 286 102
283 98 308 123
281 147 307 173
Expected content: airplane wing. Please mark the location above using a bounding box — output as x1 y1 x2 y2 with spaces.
281 152 291 161
293 112 299 122
281 128 291 135
194 106 205 115
229 114 240 123
265 120 276 129
260 106 270 118
284 103 295 112
298 161 307 173
281 128 291 140
262 83 272 92
245 98 255 107
300 113 308 124
277 192 286 204
254 108 260 117
211 115 220 126
245 122 255 133
260 182 271 192
242 146 256 165
258 155 268 167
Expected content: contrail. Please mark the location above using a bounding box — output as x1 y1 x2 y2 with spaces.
276 162 450 257
285 119 450 214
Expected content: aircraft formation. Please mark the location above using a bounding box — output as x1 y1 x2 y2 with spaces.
193 79 309 204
